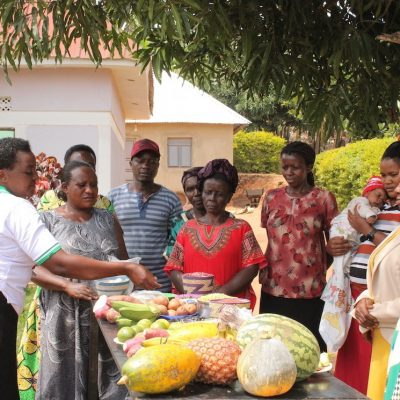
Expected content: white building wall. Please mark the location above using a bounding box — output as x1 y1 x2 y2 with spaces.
0 68 127 193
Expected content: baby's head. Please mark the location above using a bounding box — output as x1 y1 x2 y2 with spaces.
362 176 387 209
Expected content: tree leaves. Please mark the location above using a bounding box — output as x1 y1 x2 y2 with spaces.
1 0 400 140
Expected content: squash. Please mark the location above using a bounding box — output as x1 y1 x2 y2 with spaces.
118 344 200 394
236 313 320 380
237 337 297 397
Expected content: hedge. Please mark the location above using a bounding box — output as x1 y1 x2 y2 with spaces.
233 130 286 173
315 138 394 209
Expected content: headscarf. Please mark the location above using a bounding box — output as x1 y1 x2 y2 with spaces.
181 167 203 188
198 159 239 193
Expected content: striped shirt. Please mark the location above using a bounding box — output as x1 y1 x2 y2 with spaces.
350 204 400 285
108 184 182 292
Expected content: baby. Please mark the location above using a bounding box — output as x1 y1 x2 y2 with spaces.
330 175 387 248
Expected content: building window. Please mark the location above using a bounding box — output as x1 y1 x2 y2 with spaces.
168 138 192 168
0 128 14 139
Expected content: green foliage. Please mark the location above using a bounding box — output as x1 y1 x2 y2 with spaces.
207 81 304 134
315 138 394 209
1 1 400 137
233 130 286 173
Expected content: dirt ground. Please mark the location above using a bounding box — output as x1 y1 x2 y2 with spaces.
231 173 285 208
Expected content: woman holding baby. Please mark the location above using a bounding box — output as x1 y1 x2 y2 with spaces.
329 141 400 398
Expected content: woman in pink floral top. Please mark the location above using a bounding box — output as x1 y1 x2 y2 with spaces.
260 141 338 351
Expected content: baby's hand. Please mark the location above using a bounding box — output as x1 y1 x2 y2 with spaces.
366 216 377 225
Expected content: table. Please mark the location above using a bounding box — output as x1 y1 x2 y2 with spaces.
96 319 368 400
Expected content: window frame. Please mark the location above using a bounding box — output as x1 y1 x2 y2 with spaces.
167 137 192 168
0 128 15 139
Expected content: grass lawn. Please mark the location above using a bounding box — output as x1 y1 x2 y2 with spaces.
17 283 37 349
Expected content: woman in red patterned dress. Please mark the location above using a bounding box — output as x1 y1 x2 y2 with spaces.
164 159 266 309
259 141 339 352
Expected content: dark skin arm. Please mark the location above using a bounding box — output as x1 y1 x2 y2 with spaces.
348 208 387 246
214 265 259 296
170 270 184 294
171 265 259 296
326 237 352 257
325 207 386 256
113 215 129 260
42 250 161 290
32 266 98 300
33 216 131 299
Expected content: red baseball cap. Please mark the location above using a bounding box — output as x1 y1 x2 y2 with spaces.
130 139 160 159
362 175 384 196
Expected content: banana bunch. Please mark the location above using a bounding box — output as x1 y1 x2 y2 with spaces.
111 301 161 322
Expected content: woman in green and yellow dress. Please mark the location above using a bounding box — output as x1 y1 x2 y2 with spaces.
17 145 114 400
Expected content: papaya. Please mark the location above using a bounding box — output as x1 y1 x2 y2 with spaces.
141 337 189 347
118 344 200 394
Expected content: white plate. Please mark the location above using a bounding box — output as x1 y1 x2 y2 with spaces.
314 363 333 374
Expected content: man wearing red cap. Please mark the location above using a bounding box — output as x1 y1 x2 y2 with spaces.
108 139 182 292
320 176 387 351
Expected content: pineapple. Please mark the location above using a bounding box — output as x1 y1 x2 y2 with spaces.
188 338 241 385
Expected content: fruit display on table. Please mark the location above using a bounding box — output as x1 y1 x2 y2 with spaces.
94 294 325 397
236 313 320 381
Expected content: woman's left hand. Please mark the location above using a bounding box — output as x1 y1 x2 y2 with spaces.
65 282 98 300
348 207 371 235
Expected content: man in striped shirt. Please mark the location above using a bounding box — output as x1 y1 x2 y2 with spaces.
108 139 182 292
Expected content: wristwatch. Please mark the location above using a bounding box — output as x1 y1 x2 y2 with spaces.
360 228 377 242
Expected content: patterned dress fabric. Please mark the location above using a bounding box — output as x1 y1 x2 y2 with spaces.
17 200 114 400
35 209 127 400
164 210 194 258
260 186 338 298
386 319 400 400
164 218 266 308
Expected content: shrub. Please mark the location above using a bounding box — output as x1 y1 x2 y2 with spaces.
315 138 394 209
233 130 286 173
30 153 62 207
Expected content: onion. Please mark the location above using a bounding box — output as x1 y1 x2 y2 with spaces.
93 295 111 319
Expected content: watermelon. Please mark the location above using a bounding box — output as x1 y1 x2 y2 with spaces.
236 314 320 381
